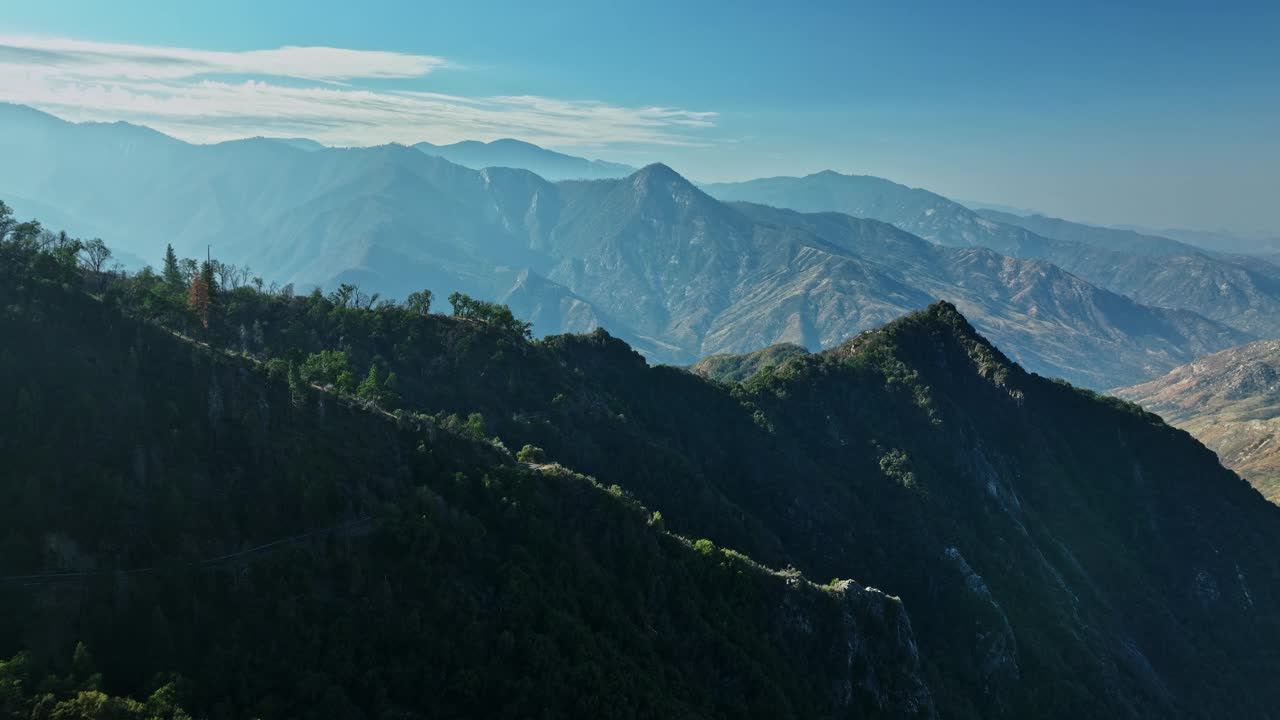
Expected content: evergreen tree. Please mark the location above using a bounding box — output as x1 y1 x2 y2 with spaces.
200 260 217 303
162 245 183 289
357 365 383 404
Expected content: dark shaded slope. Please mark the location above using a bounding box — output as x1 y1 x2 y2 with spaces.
196 271 1280 719
0 261 934 719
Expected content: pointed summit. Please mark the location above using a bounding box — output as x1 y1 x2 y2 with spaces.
634 162 681 180
833 300 1022 390
630 162 696 190
882 301 996 350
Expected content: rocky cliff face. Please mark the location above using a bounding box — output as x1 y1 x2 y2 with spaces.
825 581 936 719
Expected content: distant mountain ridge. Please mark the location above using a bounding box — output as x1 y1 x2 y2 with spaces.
974 209 1203 256
1115 224 1280 255
0 103 1247 388
705 171 1280 339
413 137 636 180
265 137 328 152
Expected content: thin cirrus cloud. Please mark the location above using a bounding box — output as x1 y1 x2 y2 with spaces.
0 35 717 148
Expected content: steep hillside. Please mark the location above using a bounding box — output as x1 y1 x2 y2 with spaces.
8 232 1280 718
724 204 1247 388
0 238 934 719
705 172 1280 339
1116 340 1280 502
414 138 635 180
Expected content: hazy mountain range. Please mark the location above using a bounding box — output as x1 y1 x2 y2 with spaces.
705 172 1280 340
263 133 638 179
413 138 636 180
0 103 1265 388
1117 225 1280 255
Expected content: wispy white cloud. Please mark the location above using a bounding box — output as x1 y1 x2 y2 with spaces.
0 34 447 82
0 35 717 148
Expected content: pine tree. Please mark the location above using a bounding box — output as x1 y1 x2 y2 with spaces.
357 365 383 403
200 260 218 302
162 244 183 289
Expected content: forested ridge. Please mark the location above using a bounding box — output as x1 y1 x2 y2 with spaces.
0 203 933 718
3 201 1280 719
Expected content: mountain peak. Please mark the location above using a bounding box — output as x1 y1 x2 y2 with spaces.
628 164 702 199
487 138 541 150
633 162 687 184
832 300 1021 389
883 300 983 345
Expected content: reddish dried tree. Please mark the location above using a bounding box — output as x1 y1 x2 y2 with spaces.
188 273 211 328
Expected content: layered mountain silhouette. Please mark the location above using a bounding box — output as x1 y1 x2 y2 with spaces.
705 172 1280 339
0 104 1250 388
413 137 636 180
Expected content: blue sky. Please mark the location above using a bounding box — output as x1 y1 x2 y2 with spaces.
2 0 1277 233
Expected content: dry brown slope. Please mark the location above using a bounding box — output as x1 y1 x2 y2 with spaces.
1116 339 1280 501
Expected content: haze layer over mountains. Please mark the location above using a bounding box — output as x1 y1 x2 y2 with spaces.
3 103 1277 390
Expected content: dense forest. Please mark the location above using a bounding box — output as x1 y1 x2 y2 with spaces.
3 200 1280 719
0 202 933 718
